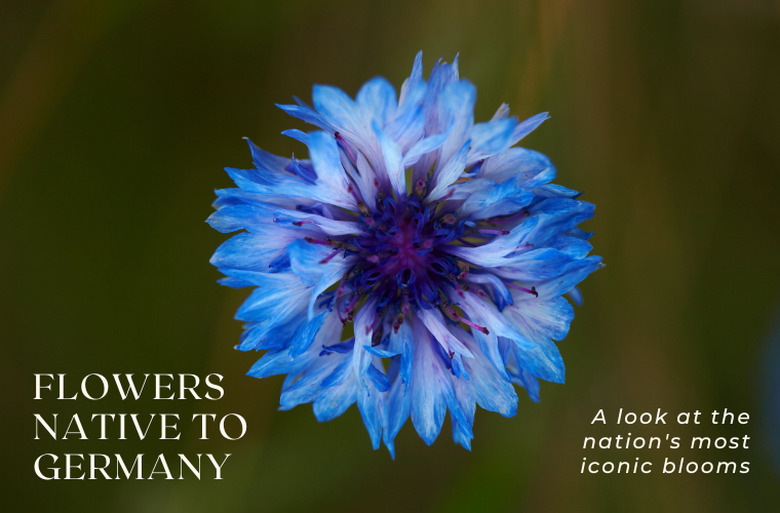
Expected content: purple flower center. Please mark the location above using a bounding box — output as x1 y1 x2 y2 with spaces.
313 190 489 334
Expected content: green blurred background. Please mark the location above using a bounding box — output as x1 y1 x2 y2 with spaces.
2 0 778 511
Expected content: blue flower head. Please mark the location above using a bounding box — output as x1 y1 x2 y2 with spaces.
209 52 602 456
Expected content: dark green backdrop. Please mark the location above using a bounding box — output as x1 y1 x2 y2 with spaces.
2 0 778 512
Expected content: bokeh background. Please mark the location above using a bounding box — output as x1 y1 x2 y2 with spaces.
2 0 778 511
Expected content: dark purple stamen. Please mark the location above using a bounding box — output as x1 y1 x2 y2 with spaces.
506 283 538 297
334 132 357 163
442 304 489 334
477 228 510 236
347 183 362 203
319 248 341 264
304 236 333 246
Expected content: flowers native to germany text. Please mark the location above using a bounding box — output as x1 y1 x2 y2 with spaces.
209 52 602 456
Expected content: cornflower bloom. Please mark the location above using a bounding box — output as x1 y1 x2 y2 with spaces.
208 52 602 455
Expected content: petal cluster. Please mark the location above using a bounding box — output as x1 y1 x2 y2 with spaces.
209 52 602 455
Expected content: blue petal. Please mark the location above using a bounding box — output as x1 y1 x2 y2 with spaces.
479 147 555 185
451 364 477 450
320 349 353 387
281 128 309 145
457 292 525 378
501 296 576 383
246 138 291 172
390 53 427 153
513 368 541 402
467 117 517 165
365 346 400 358
567 286 584 306
210 231 293 271
367 363 391 392
237 315 296 352
402 132 447 168
291 240 355 319
280 350 350 410
466 272 513 311
410 323 468 445
491 103 510 121
276 103 332 131
424 57 460 117
465 343 518 417
416 63 467 183
313 376 357 421
410 338 449 445
527 199 595 245
289 312 328 357
449 216 540 267
383 377 411 458
535 256 604 298
351 298 377 377
358 382 385 449
357 76 397 127
458 176 535 219
312 84 363 137
427 140 469 201
400 51 424 102
217 276 253 288
508 295 574 342
247 349 303 379
510 336 565 384
207 203 267 233
228 271 309 324
533 183 581 198
451 376 475 450
436 80 475 172
497 248 580 282
269 207 361 236
373 121 405 197
388 322 415 385
417 308 474 358
509 112 550 145
305 131 357 209
280 370 330 410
